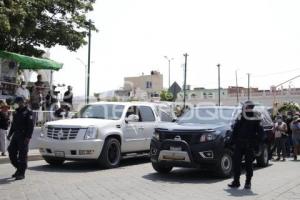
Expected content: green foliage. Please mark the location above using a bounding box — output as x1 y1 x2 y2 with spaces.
160 90 174 102
278 102 300 114
0 0 96 57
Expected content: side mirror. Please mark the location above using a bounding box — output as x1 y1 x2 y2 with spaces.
172 118 177 123
125 114 139 123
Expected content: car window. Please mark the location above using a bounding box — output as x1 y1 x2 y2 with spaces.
179 108 235 124
160 111 173 122
139 106 156 122
80 104 124 120
125 106 142 121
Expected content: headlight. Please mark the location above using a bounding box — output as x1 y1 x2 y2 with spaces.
40 125 47 138
200 133 217 143
153 132 160 140
84 126 98 140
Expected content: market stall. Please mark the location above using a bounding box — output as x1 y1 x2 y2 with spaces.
0 50 63 100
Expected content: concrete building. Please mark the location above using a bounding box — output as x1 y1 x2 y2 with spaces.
177 87 228 103
176 86 300 107
124 70 163 99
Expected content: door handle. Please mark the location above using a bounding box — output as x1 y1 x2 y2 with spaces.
138 127 145 130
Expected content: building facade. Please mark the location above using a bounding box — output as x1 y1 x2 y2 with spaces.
124 70 163 99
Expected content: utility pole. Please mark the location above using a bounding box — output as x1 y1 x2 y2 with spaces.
235 70 239 104
217 64 221 106
164 56 173 90
87 19 92 104
183 53 188 110
247 73 250 100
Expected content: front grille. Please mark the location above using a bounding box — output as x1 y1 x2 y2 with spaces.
47 127 80 140
157 129 215 145
162 133 194 144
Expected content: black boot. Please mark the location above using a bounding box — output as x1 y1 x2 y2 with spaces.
15 174 25 181
228 180 240 188
11 170 20 178
244 179 251 190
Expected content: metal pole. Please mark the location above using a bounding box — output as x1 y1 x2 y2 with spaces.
87 20 91 104
235 70 239 104
247 73 250 100
217 64 221 106
168 59 171 89
183 53 188 110
164 56 173 90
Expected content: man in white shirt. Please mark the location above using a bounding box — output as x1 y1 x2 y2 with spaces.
15 81 30 101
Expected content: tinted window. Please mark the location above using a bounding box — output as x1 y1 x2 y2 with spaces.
139 106 155 122
80 104 124 120
160 111 173 122
178 108 235 124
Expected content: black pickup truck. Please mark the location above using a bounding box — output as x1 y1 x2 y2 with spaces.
150 106 274 178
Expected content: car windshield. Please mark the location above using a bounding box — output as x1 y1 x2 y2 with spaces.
79 104 125 120
178 108 236 124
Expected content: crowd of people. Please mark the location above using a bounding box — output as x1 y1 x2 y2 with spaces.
272 112 300 161
0 74 74 157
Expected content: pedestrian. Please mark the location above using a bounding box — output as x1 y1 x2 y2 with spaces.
273 116 288 161
7 96 34 180
63 86 73 107
284 113 294 157
228 100 264 190
290 116 300 161
0 100 10 156
15 81 30 101
30 74 46 125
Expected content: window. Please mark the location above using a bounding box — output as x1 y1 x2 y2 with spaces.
160 111 173 122
80 104 124 120
139 106 155 122
146 81 152 89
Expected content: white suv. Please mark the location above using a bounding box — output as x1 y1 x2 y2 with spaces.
38 102 165 168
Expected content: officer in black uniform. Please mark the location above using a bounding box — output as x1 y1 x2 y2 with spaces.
228 100 264 190
7 96 34 180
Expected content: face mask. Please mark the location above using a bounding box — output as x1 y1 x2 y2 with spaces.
277 119 283 123
13 103 19 109
21 85 26 89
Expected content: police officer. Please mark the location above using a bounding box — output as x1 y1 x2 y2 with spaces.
7 96 34 180
228 101 264 190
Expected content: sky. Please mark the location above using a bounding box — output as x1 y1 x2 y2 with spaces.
49 0 300 96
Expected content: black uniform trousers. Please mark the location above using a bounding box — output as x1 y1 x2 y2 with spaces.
233 142 255 181
8 135 29 175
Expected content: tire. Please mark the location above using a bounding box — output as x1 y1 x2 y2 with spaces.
215 149 233 178
152 162 173 174
43 157 65 166
98 138 121 169
256 144 269 167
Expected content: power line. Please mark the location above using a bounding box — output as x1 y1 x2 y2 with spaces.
252 67 300 78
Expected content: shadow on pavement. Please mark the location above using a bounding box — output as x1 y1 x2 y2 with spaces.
0 177 15 185
28 156 150 173
143 163 273 184
143 168 225 184
224 188 258 197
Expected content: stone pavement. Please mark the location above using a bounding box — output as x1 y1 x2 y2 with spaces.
0 157 299 200
0 150 42 164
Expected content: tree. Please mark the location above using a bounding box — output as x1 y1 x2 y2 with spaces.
0 0 96 57
160 90 174 102
278 102 300 114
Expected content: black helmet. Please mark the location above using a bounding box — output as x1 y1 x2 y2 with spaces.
242 100 255 109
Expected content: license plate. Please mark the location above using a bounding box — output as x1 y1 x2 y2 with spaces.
170 146 182 151
54 151 65 158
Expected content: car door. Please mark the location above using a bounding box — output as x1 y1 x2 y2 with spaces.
122 106 145 152
138 105 157 150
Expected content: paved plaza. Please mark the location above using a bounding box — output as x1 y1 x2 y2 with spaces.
0 157 300 200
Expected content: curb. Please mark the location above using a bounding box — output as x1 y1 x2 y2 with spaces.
0 154 43 164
